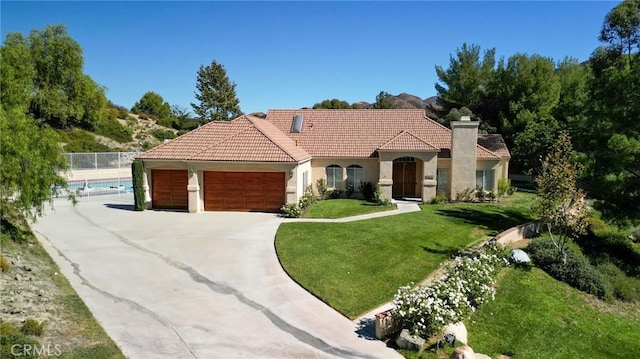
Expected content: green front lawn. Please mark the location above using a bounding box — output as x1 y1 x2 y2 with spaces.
275 193 535 318
466 267 640 358
304 199 396 218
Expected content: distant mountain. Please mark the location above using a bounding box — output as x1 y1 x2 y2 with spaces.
349 93 441 119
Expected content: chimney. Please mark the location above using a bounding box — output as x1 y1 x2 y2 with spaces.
450 116 479 198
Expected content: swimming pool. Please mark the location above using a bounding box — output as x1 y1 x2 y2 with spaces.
67 179 133 194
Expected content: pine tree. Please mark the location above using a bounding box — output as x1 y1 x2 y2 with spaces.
190 60 242 122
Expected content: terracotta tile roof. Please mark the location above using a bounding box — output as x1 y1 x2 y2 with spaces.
136 115 311 162
478 134 511 158
266 109 501 159
378 131 440 151
137 110 510 163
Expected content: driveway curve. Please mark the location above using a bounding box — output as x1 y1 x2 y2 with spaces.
32 194 401 359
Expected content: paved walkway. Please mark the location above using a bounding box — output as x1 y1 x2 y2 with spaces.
32 194 402 359
285 200 421 223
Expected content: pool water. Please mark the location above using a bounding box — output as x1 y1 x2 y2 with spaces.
67 179 133 193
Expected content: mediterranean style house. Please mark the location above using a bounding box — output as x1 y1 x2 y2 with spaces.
136 109 510 212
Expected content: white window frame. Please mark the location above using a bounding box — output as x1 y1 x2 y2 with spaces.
326 165 343 189
346 165 363 190
476 170 494 191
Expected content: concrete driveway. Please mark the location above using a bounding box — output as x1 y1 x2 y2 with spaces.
32 194 401 359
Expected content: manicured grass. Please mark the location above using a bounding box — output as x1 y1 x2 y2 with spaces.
304 199 396 218
275 193 535 318
466 267 640 359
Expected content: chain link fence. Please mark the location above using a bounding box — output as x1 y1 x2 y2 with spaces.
65 152 141 170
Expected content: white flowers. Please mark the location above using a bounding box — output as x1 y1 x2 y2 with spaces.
391 242 505 338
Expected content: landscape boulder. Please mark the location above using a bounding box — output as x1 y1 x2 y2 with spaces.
510 248 531 264
450 345 475 359
443 322 467 344
395 329 425 351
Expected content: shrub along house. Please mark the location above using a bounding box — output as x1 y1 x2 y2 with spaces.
135 109 510 212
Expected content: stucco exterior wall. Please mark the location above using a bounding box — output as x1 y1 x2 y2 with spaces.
295 160 312 199
450 117 479 197
310 158 380 192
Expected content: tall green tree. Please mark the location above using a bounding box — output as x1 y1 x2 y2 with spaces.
191 60 242 122
581 49 640 220
132 91 171 119
0 108 70 220
433 43 496 121
532 133 588 261
552 57 590 134
0 32 34 112
0 24 106 128
373 91 394 109
599 0 640 64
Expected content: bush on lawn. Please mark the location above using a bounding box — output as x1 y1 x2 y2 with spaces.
580 220 640 277
373 184 389 206
359 181 375 202
316 179 329 200
596 262 640 302
281 186 315 218
430 192 449 204
527 237 610 299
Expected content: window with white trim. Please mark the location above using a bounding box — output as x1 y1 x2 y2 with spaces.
302 171 309 190
437 168 449 193
346 165 363 190
476 170 494 191
326 165 343 189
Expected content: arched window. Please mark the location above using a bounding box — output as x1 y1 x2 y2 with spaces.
325 165 343 188
346 165 363 189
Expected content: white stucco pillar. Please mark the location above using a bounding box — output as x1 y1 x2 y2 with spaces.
187 166 200 213
143 168 152 209
378 156 393 201
286 167 297 204
421 154 438 202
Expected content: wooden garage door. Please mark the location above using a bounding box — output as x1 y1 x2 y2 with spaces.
152 170 188 209
204 172 285 212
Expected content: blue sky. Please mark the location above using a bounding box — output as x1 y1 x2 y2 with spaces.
2 1 616 114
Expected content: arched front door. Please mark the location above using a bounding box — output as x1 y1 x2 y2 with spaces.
392 157 416 198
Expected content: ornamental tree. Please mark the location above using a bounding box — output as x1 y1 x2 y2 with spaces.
532 133 588 262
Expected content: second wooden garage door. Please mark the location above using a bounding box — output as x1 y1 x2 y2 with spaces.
204 172 285 212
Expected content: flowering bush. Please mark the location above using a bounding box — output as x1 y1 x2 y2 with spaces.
281 185 315 218
392 242 506 338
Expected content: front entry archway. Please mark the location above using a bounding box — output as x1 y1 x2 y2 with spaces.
392 157 417 198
